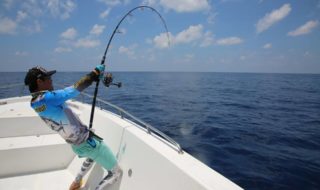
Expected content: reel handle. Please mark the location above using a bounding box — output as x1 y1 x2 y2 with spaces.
103 73 122 88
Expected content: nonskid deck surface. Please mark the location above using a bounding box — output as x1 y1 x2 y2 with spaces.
0 169 74 190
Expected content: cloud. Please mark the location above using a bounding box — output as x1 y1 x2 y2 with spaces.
21 0 44 17
216 37 243 46
142 0 158 6
0 0 77 35
16 11 28 22
0 17 17 34
19 0 76 19
74 38 100 48
118 28 127 35
288 20 319 36
60 27 77 39
90 24 106 36
304 51 310 57
47 0 77 20
24 20 42 34
200 31 215 47
100 8 111 19
256 3 291 33
175 24 203 43
60 26 104 49
4 0 14 10
160 0 210 12
263 43 272 49
119 46 133 55
98 0 130 6
153 24 242 48
54 47 72 53
15 51 29 56
153 24 203 48
153 32 173 48
118 45 137 59
207 12 218 24
144 0 210 13
184 53 194 62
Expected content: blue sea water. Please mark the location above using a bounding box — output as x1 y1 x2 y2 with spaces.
1 72 320 189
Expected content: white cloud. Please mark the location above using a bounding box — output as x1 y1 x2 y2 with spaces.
200 31 215 47
175 24 203 44
153 32 173 48
184 53 194 62
98 0 130 6
216 37 243 46
159 0 210 12
142 0 158 6
24 20 42 34
15 51 29 56
256 3 291 33
4 0 14 10
207 12 218 24
118 45 137 59
0 17 17 34
90 24 106 36
21 0 43 17
74 38 100 48
153 24 203 48
54 47 72 53
288 20 319 36
153 24 242 48
146 38 153 44
119 46 128 53
263 43 272 49
1 0 76 35
118 28 127 35
100 8 111 19
19 0 76 20
60 27 77 39
220 0 242 3
47 0 77 20
60 25 104 49
304 51 310 57
16 11 28 22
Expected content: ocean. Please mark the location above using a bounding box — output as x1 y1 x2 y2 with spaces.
1 72 319 189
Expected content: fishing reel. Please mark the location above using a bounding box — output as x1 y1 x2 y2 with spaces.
102 73 122 88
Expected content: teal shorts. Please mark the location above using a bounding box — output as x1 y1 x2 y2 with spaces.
71 137 117 170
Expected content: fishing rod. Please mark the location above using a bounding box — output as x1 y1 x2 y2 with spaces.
89 5 170 129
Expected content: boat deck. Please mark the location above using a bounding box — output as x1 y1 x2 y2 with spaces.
0 169 74 190
0 96 243 190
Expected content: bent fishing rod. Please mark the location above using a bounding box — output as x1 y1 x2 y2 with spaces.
89 5 170 129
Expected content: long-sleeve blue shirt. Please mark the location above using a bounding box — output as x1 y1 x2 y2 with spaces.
31 72 99 145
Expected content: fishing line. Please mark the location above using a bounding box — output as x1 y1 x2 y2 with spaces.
89 6 170 129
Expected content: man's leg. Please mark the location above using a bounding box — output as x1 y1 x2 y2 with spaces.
93 139 122 189
69 158 94 190
94 164 122 190
71 137 122 189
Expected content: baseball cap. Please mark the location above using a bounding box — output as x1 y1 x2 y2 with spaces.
24 66 56 86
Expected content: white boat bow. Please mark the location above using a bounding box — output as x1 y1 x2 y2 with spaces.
0 94 242 190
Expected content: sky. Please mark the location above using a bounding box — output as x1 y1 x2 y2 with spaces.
0 0 320 73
